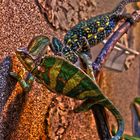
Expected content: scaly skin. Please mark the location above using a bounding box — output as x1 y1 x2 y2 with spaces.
48 0 140 63
12 36 124 140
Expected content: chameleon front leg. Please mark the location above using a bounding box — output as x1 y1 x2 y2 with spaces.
79 53 96 81
10 72 34 92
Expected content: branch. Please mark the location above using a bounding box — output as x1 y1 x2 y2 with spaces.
91 10 140 140
92 10 140 76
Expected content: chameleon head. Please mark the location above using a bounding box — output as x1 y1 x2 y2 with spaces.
16 36 50 71
16 47 36 71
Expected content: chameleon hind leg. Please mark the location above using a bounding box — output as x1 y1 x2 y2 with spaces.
73 52 98 113
10 72 34 92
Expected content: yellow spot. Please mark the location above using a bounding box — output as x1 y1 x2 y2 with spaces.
106 22 109 26
88 34 93 38
63 71 85 94
71 34 77 39
98 27 104 32
74 39 78 42
94 35 97 39
49 59 63 90
67 39 71 43
77 90 99 100
105 15 109 21
96 21 100 26
84 27 91 33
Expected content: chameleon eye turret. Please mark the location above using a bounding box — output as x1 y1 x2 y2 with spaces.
16 47 35 71
16 36 51 71
27 35 50 59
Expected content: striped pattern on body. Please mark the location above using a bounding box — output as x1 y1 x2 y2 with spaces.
34 55 102 99
27 36 50 58
32 55 124 140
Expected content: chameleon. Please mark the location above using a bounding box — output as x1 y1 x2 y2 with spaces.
11 36 124 140
35 0 140 64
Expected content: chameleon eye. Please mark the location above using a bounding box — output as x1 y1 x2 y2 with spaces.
24 57 33 65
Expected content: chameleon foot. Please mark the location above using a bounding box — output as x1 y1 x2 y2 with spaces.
10 72 33 92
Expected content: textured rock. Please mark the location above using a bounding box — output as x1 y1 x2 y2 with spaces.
35 0 97 31
0 56 17 112
0 56 17 140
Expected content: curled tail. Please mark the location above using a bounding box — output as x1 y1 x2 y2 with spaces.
112 0 140 15
101 98 124 140
74 96 124 140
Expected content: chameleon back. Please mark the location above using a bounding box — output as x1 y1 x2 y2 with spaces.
64 13 118 52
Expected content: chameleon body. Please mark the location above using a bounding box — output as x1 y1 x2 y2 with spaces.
48 0 140 64
13 36 124 140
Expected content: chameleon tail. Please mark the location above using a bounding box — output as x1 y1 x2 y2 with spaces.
112 0 140 15
74 96 124 140
102 98 124 140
